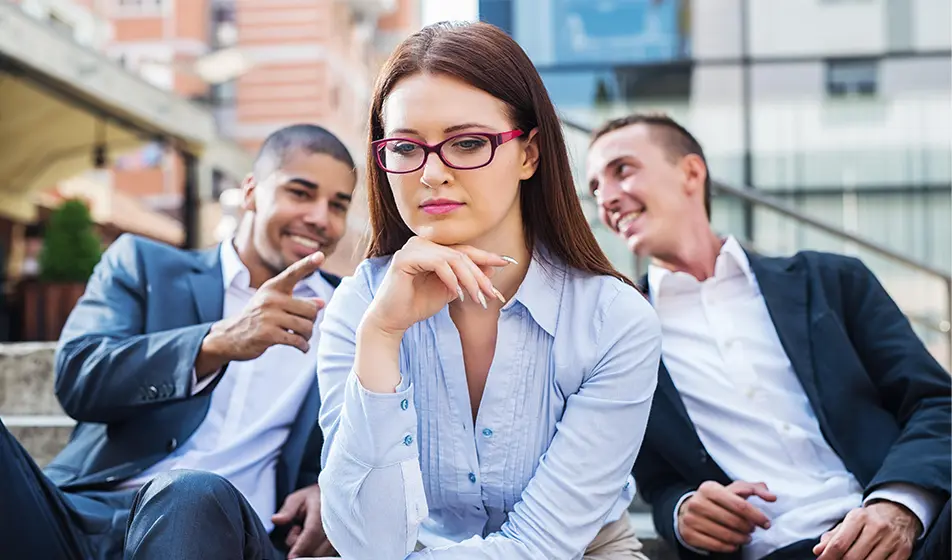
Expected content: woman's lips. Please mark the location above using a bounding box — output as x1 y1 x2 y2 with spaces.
421 202 464 215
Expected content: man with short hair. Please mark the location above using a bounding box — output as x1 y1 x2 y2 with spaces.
586 114 950 560
1 124 356 560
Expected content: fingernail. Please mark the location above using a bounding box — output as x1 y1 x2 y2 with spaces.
477 291 488 309
501 256 518 265
492 287 506 304
456 286 465 302
764 521 771 529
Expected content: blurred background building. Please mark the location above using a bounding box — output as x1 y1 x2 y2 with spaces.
481 0 952 365
0 0 420 341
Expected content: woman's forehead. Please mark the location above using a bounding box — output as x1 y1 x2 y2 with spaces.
382 73 511 135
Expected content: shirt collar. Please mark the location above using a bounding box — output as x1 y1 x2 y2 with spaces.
220 238 247 290
506 246 564 337
219 239 325 296
647 235 755 302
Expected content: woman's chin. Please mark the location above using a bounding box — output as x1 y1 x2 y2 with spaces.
411 221 479 246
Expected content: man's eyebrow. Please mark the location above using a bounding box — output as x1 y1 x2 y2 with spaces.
288 177 318 190
603 156 629 172
286 178 353 203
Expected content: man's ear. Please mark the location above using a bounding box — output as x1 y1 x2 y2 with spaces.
241 173 257 212
519 128 541 181
680 154 707 200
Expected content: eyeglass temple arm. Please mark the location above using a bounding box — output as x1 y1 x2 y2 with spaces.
497 130 524 143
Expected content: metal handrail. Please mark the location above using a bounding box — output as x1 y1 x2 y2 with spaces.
708 179 952 282
561 117 952 355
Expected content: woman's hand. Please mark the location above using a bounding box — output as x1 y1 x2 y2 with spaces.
362 236 513 337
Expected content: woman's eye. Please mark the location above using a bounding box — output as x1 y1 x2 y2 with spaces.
391 142 419 155
453 138 487 151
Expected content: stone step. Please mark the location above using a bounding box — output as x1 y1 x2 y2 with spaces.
4 415 75 467
0 342 63 416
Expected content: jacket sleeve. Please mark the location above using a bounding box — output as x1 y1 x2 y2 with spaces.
634 436 741 560
54 235 214 424
839 258 951 502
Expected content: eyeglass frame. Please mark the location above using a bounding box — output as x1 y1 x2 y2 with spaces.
371 129 525 174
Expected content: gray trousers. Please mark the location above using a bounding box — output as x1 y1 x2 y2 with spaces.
0 419 283 560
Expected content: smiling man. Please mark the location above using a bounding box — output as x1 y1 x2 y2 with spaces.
1 124 355 560
586 114 950 560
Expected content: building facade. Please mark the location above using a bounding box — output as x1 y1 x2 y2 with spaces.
15 0 419 274
481 0 952 361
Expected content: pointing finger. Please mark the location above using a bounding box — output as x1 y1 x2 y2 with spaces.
265 252 325 293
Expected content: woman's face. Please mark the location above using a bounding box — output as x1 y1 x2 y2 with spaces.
379 73 538 246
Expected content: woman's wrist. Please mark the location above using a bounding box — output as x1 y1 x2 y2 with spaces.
354 314 405 393
357 311 406 347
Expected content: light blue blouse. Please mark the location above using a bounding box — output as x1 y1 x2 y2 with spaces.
317 249 661 559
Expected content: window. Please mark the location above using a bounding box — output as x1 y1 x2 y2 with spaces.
479 0 513 36
212 3 237 48
114 0 165 16
117 0 164 6
826 58 878 97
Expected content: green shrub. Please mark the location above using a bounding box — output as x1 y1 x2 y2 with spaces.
39 199 102 283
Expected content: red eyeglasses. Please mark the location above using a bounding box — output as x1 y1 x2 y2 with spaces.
372 129 524 174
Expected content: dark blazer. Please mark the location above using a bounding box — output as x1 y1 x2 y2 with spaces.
45 234 338 511
634 250 951 560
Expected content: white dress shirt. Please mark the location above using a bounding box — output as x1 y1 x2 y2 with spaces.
124 239 333 532
648 236 940 559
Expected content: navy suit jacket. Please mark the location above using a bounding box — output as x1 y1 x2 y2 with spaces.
45 234 337 512
634 250 951 559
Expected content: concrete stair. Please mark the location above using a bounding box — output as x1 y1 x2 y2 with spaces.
0 342 676 558
0 342 73 466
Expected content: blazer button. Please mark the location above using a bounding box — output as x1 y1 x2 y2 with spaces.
699 449 709 463
167 438 178 452
147 385 159 398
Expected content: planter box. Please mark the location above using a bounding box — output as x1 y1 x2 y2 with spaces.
19 281 86 341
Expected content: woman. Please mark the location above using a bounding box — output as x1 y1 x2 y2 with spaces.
317 21 661 559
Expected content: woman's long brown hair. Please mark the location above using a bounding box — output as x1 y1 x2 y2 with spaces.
364 21 636 289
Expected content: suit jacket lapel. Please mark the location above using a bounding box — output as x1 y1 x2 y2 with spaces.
187 245 225 325
746 252 823 411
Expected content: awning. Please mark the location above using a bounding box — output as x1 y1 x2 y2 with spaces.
35 175 185 247
0 3 236 223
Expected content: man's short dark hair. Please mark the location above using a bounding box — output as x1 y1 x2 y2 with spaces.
253 124 356 180
591 113 711 218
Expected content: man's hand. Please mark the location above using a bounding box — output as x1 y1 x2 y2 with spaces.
677 481 776 553
272 484 336 559
194 252 326 377
813 501 921 560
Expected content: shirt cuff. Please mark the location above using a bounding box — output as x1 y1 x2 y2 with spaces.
865 483 943 539
673 491 710 555
190 367 220 395
338 373 418 468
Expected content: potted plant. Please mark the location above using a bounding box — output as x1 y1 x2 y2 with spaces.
22 199 102 340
